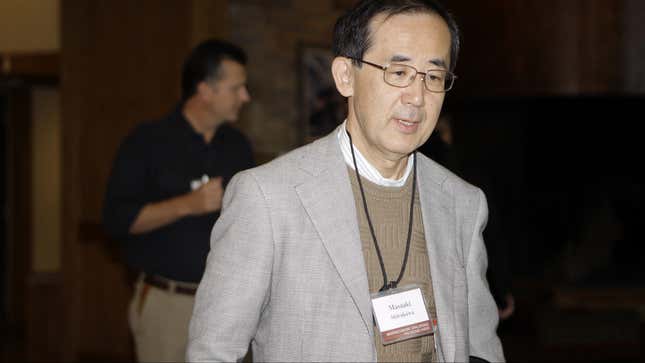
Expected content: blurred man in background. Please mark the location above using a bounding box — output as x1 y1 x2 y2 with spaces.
103 39 254 362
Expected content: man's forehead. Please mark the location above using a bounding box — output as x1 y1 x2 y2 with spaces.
389 54 447 68
219 59 245 71
217 60 246 78
368 11 439 36
366 11 450 65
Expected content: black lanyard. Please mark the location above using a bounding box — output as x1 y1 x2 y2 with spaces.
347 131 417 292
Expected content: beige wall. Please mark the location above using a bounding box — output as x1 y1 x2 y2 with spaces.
1 0 62 271
31 87 62 271
0 0 60 51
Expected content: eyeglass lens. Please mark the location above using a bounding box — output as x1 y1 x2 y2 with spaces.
384 64 452 91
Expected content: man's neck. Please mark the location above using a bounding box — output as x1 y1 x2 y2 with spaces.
346 123 409 180
366 151 409 180
182 101 220 143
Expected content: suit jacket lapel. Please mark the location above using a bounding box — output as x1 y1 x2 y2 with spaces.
295 131 374 336
293 134 460 358
417 157 457 363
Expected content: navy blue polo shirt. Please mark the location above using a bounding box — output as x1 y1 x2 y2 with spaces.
102 106 254 283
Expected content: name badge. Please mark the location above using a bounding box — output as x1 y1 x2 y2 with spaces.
371 285 433 345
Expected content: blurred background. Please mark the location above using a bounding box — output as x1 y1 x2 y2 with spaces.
1 0 643 362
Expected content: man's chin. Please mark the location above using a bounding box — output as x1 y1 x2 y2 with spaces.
387 139 424 156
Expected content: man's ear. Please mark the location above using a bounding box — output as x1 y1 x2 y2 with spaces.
196 81 214 100
331 57 354 97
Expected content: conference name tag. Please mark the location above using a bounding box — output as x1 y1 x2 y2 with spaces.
371 285 433 345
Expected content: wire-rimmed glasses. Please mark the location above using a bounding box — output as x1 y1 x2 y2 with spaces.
348 57 457 93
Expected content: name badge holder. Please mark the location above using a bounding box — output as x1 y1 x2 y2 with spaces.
371 284 434 345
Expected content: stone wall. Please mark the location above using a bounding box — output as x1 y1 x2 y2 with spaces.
230 1 353 160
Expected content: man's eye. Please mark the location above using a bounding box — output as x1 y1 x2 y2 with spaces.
427 72 445 82
388 68 409 78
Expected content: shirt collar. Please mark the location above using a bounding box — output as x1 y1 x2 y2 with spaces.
337 120 413 187
172 105 224 146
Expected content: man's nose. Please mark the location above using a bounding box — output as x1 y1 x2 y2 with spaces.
240 87 251 103
401 75 425 107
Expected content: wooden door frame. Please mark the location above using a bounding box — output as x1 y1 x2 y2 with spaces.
1 85 32 337
1 51 60 361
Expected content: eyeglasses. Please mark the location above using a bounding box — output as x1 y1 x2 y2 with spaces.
348 57 457 93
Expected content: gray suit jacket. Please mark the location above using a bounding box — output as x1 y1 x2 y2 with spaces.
187 127 505 362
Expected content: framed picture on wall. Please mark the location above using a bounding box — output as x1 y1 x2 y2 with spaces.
297 43 346 144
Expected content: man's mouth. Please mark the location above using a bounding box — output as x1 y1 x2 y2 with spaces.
396 119 417 126
393 118 421 133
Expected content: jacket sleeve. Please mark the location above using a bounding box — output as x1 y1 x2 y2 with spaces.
466 188 505 362
187 170 273 362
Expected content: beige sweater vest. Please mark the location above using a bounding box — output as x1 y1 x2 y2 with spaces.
348 167 438 362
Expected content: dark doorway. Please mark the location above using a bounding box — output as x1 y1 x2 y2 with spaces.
1 94 6 325
0 85 32 362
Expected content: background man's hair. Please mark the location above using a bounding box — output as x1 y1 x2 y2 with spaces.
181 39 247 101
332 0 460 72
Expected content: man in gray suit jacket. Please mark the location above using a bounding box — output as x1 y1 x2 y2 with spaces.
187 0 504 361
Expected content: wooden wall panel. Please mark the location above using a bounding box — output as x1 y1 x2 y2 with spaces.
78 1 191 221
60 2 88 358
577 0 622 92
191 0 231 47
623 0 645 93
0 52 59 83
446 0 625 97
26 272 63 362
60 0 215 360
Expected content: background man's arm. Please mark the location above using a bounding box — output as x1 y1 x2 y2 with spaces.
103 124 228 238
129 177 223 234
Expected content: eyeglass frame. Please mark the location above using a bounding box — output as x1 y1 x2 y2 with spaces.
346 56 457 93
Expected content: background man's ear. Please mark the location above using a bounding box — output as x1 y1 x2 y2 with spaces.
331 57 354 97
196 81 213 99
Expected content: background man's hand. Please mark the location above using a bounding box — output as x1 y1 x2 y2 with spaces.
186 177 224 215
498 293 515 320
